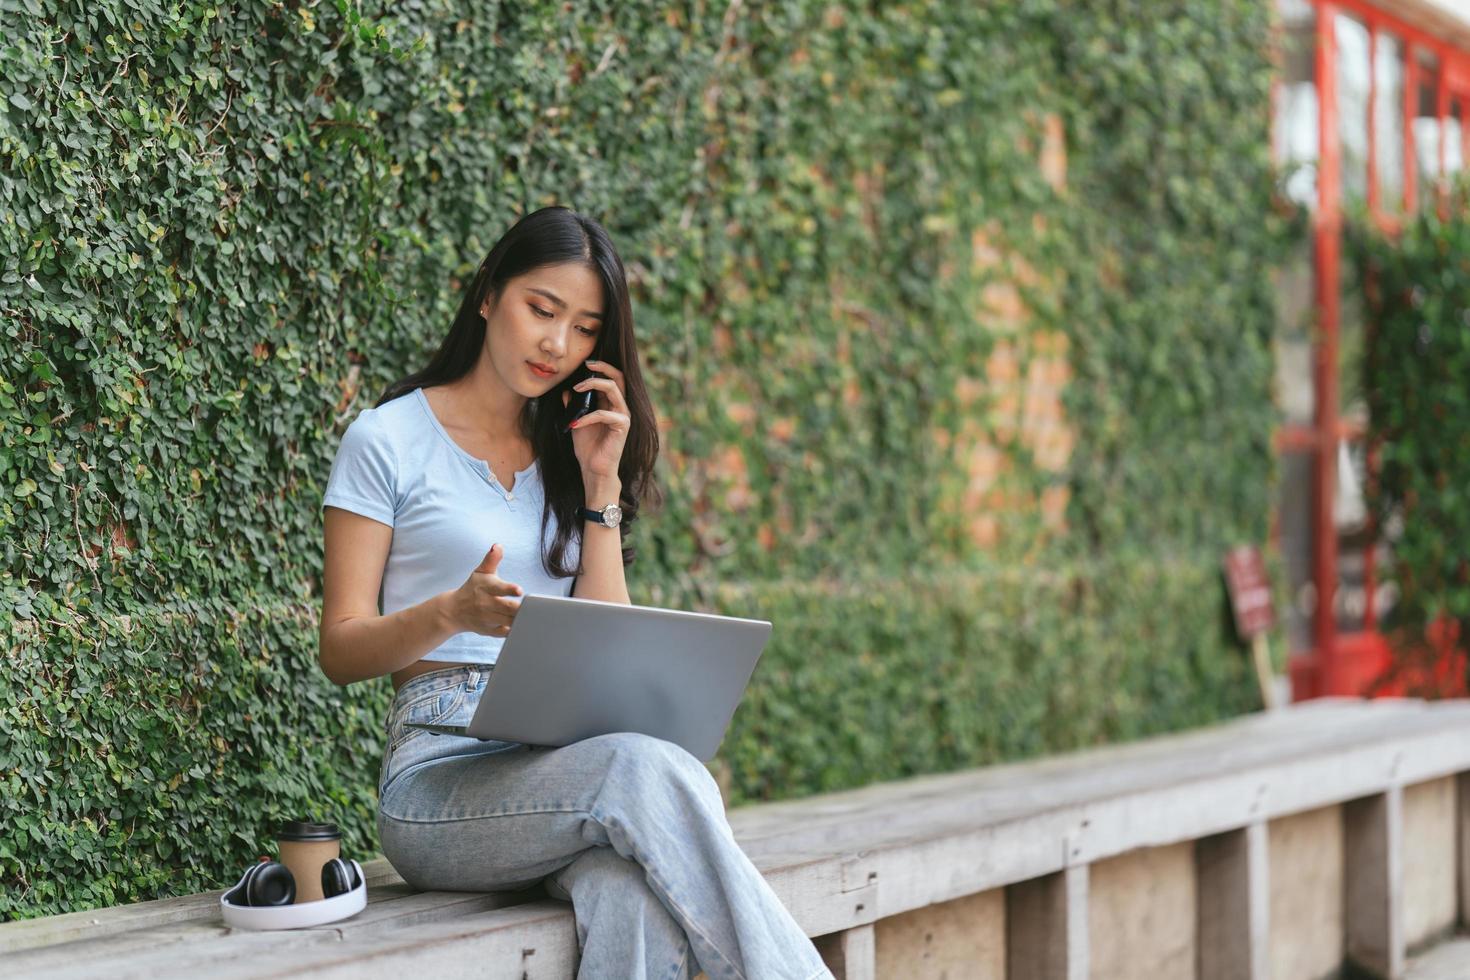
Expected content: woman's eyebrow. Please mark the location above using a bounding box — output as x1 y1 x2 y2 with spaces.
527 287 603 321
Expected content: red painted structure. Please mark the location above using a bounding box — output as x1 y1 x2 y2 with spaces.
1269 0 1470 700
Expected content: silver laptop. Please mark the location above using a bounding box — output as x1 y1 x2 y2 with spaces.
405 594 772 762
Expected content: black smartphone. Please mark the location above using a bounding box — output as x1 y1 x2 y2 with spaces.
561 364 598 434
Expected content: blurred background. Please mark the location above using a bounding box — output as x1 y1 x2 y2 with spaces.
1273 0 1470 703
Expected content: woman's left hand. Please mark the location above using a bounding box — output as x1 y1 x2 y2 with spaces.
563 359 631 483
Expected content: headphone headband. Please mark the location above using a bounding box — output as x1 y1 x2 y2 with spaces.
220 858 367 931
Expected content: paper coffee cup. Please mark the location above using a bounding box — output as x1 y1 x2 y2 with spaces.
277 820 342 904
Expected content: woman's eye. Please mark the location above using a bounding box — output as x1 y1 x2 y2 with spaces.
533 304 594 336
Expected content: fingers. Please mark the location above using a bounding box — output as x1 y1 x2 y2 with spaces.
585 359 622 383
569 409 630 432
573 375 628 413
476 575 521 596
471 548 522 606
491 591 522 611
475 544 524 595
473 593 521 637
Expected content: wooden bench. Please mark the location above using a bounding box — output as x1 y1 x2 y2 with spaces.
6 697 1470 979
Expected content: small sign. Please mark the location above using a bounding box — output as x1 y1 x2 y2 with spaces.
1222 545 1276 641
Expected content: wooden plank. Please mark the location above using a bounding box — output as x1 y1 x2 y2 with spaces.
1406 937 1470 980
5 883 417 971
1089 844 1194 979
1196 821 1268 980
814 923 875 980
729 701 1470 860
1346 787 1405 979
1458 772 1470 928
243 901 577 980
736 716 1470 936
1402 777 1458 948
755 852 879 937
30 901 579 980
0 857 405 954
4 885 548 978
874 889 1003 978
13 701 1470 976
1268 806 1344 980
1006 863 1088 980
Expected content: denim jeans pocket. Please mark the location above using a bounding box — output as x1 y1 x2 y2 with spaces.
387 680 468 753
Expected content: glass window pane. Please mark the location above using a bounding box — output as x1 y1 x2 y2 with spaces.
1275 0 1319 207
1336 12 1372 204
1331 443 1401 635
1334 439 1371 634
1374 32 1405 210
1277 450 1315 654
1273 232 1315 425
1415 49 1442 187
1375 506 1401 630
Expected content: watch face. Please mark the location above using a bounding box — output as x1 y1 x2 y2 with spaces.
605 504 622 525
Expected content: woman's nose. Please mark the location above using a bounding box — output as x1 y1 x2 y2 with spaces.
541 324 575 355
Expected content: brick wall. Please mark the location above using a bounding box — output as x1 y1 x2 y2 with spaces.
941 111 1074 552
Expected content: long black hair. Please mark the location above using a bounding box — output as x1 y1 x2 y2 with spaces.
376 206 662 576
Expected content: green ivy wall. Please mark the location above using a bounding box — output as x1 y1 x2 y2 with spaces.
0 0 1289 919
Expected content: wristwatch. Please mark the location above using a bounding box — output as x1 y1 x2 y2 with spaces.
580 503 623 528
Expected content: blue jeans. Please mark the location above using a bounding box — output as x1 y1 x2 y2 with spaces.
376 664 834 980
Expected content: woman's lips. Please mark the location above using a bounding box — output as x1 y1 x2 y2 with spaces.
528 362 556 378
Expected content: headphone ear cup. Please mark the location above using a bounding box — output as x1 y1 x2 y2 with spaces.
232 861 268 905
320 856 360 899
243 860 296 907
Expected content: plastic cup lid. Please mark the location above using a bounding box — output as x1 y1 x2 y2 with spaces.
278 820 341 842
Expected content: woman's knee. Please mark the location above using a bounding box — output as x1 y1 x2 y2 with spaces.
575 734 735 854
593 731 723 800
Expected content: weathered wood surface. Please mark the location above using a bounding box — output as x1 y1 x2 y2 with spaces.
1345 787 1406 979
1005 863 1087 980
1458 773 1470 934
1195 821 1268 980
4 698 1470 978
812 922 875 980
0 859 412 954
1406 937 1470 980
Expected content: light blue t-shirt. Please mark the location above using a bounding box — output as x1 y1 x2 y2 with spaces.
321 386 580 665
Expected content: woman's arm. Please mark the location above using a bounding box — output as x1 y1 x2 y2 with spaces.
571 476 631 605
318 506 462 686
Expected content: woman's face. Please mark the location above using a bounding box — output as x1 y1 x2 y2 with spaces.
481 261 605 393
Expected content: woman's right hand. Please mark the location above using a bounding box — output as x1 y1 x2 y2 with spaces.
446 543 524 636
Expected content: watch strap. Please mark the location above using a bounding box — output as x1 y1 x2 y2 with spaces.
580 505 615 526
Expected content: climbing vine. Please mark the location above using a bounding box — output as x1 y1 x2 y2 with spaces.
2 0 1287 918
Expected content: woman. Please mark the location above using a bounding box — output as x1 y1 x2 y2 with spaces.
318 206 832 980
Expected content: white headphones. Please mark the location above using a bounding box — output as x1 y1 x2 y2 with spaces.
220 857 367 930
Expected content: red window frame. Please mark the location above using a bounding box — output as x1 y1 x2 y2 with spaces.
1268 0 1470 699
